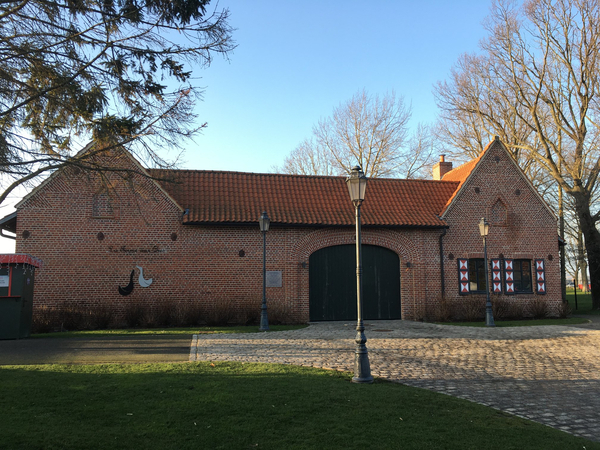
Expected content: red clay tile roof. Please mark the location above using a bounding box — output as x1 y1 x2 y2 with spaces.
150 169 460 228
439 141 490 215
441 157 480 182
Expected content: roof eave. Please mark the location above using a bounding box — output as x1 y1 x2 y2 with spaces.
182 220 449 229
0 211 17 233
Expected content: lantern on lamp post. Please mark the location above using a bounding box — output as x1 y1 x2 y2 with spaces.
479 217 495 327
259 211 270 331
346 165 373 383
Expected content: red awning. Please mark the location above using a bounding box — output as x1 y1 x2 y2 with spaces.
0 254 43 267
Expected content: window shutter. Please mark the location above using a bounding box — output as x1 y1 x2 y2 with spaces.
491 258 502 293
458 259 469 295
504 258 515 294
535 259 546 294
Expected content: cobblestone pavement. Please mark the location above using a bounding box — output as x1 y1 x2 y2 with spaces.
190 320 600 442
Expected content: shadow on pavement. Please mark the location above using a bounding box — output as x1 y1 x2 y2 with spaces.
0 335 193 365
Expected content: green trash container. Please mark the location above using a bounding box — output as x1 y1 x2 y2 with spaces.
0 254 42 339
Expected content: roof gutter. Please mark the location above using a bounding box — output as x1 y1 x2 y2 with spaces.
0 212 17 239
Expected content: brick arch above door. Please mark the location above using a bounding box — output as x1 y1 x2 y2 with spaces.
291 227 418 266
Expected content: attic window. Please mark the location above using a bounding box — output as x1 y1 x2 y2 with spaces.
489 198 508 226
92 191 115 219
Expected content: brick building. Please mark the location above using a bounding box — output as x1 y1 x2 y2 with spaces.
0 137 561 323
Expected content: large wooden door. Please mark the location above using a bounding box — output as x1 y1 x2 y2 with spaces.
309 244 401 321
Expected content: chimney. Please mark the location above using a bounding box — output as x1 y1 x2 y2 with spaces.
432 155 453 180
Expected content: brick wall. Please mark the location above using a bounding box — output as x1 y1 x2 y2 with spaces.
15 142 560 324
441 140 561 314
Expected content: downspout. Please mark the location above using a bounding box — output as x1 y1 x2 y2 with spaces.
439 228 447 298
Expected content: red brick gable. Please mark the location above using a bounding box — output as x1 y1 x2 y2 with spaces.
150 169 460 228
439 138 556 220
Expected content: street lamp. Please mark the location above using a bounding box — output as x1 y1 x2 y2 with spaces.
479 217 495 327
259 211 270 331
346 165 373 384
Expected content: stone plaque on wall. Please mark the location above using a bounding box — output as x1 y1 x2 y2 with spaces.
266 271 282 288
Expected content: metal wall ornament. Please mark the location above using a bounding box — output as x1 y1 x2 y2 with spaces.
117 266 153 295
118 270 135 296
136 265 153 287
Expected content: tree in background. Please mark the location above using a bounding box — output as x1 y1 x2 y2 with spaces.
0 0 234 205
279 137 338 176
279 90 435 178
435 0 600 308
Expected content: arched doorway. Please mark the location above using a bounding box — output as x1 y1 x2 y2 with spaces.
309 244 401 321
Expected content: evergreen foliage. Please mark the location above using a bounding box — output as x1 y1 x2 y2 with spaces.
0 0 234 204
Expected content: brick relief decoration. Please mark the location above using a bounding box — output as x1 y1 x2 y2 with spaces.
92 189 115 219
489 198 508 226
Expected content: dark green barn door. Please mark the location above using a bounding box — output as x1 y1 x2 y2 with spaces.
309 244 401 321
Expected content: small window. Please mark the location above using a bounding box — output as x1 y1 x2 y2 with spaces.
513 259 533 293
92 191 114 218
457 258 488 295
468 258 487 293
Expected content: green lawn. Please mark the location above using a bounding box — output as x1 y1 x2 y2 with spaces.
31 324 307 338
566 289 600 315
0 362 597 450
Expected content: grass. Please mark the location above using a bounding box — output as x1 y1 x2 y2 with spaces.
567 289 600 315
31 324 307 338
1 362 598 450
438 317 589 327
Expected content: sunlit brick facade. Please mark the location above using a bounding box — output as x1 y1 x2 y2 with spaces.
4 138 561 323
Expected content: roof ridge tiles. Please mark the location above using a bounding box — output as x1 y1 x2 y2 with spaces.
149 166 465 228
149 167 462 185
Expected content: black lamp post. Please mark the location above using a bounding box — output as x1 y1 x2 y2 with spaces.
346 165 373 384
259 211 270 331
479 217 495 327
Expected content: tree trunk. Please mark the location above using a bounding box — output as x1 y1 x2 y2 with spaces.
578 228 589 293
559 183 566 301
574 193 600 308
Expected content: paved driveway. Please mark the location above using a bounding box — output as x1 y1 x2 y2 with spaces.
190 319 600 442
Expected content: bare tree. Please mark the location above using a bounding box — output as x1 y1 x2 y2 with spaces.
402 123 438 179
278 90 435 178
279 138 339 176
435 0 600 308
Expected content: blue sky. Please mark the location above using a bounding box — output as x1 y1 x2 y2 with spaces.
0 0 492 252
180 0 491 173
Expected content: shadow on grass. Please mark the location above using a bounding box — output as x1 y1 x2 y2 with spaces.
0 362 598 450
31 324 308 338
567 290 600 315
